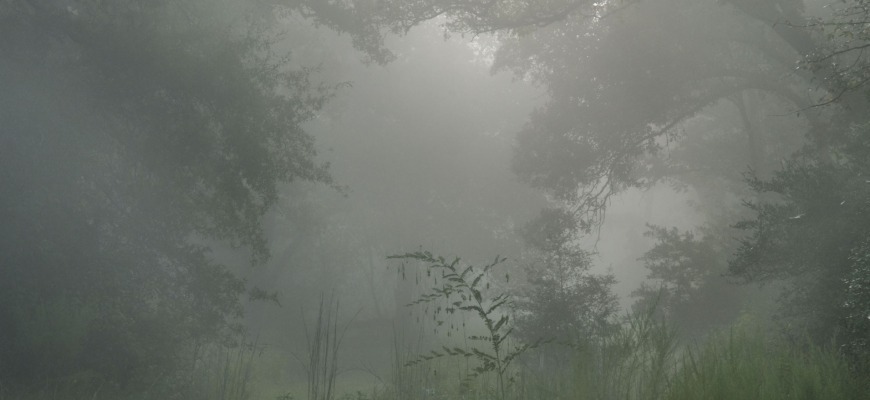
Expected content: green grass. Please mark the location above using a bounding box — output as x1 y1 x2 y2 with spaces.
568 309 678 400
3 314 865 400
366 312 867 400
666 328 865 400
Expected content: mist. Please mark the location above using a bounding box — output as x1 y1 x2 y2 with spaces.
1 1 869 399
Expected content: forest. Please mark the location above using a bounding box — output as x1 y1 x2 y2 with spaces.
1 0 869 399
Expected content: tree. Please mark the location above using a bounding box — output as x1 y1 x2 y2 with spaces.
715 0 870 364
325 0 870 364
800 0 870 107
503 0 834 226
0 0 339 392
514 208 618 370
632 225 743 338
723 1 870 352
730 123 870 350
619 0 870 352
425 0 825 338
324 0 846 225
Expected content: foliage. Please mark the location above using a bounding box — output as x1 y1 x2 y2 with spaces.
502 0 820 228
801 0 870 106
298 0 620 65
316 0 870 367
844 237 870 365
328 0 827 228
632 225 743 337
389 250 540 400
730 123 870 351
0 0 338 391
666 326 866 400
571 306 679 400
365 317 865 400
514 259 618 353
514 208 619 369
336 0 870 363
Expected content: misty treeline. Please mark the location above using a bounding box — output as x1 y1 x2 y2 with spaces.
1 0 870 399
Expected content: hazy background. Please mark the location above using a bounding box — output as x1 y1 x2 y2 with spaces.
2 0 868 399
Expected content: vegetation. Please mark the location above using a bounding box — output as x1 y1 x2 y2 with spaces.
513 208 619 370
375 251 867 400
363 307 867 400
569 305 678 400
4 0 870 398
389 251 537 400
299 295 354 400
667 328 864 400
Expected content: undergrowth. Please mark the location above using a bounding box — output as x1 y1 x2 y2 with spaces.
366 316 866 400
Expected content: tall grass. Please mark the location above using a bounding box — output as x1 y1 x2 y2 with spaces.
375 307 867 400
389 323 436 400
571 308 678 400
191 339 260 400
667 328 865 400
570 315 865 400
298 293 358 400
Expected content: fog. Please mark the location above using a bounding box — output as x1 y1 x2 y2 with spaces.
2 1 869 399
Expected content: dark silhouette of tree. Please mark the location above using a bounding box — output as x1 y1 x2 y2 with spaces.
0 0 349 392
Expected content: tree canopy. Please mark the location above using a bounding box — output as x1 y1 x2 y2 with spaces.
0 0 338 391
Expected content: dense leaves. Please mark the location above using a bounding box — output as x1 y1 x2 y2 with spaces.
730 124 870 350
632 225 742 337
514 208 618 369
0 0 333 390
802 0 870 107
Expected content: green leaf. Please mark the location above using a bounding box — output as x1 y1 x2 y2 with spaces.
492 315 509 332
